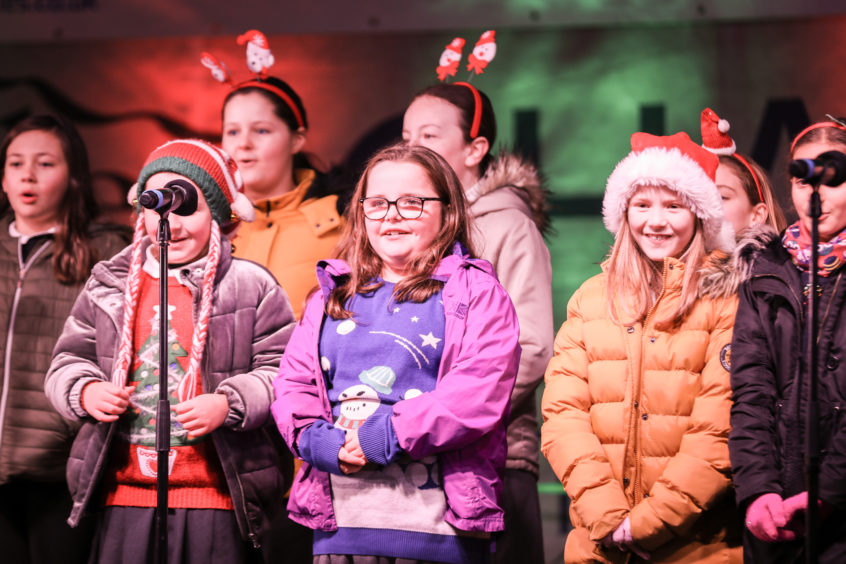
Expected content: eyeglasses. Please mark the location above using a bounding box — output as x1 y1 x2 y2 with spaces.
359 196 444 220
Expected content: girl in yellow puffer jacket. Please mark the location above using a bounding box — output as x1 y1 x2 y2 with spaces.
542 131 743 563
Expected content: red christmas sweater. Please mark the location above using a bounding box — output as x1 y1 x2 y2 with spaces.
103 270 232 509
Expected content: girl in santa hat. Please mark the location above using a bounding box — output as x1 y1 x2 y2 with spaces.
542 131 745 563
700 107 786 234
730 118 846 563
402 79 552 564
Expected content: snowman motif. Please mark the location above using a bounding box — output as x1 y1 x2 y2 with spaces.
335 384 381 431
436 37 465 82
237 29 275 76
200 52 232 84
466 30 497 75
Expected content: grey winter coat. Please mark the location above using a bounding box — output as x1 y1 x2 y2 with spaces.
45 237 296 546
0 211 128 484
467 153 552 475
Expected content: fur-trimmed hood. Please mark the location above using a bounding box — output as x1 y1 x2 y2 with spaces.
699 223 780 299
466 152 552 236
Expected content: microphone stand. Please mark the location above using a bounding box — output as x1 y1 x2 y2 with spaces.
805 182 821 564
155 213 172 564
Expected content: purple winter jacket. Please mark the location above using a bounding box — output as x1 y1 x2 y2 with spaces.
271 244 521 533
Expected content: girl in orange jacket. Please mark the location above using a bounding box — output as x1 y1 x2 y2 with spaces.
542 131 744 563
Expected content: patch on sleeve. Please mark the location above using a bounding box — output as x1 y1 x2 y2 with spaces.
720 344 732 372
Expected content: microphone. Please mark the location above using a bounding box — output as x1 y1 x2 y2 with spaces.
789 150 846 187
138 179 198 216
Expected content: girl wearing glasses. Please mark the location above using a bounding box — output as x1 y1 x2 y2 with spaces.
272 143 520 563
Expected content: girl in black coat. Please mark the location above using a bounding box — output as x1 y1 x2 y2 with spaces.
730 118 846 563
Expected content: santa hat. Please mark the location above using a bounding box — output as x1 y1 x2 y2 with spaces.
133 139 254 231
476 30 496 45
114 140 253 401
237 29 269 50
700 107 736 155
603 131 734 253
445 37 465 54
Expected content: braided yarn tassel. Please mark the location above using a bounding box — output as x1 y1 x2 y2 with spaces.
178 221 221 402
110 214 147 387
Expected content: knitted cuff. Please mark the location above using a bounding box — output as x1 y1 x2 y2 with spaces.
358 411 403 466
299 420 345 475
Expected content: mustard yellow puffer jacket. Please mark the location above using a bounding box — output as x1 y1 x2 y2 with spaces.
542 256 742 563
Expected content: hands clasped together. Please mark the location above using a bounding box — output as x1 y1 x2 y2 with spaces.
81 381 229 438
601 516 650 560
338 430 367 474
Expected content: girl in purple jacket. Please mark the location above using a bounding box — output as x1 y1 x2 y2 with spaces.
272 143 520 563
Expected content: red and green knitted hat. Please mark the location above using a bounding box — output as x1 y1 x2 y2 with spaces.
134 139 254 228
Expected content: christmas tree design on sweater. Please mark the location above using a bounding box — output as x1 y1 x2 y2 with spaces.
123 304 196 447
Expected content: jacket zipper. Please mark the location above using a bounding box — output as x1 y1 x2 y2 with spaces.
0 239 53 453
631 260 670 503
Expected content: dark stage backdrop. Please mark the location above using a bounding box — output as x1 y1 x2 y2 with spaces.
1 12 845 324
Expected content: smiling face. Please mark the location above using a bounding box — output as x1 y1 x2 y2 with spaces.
2 129 69 234
627 185 696 263
791 141 846 241
222 91 305 200
363 160 443 282
143 172 213 266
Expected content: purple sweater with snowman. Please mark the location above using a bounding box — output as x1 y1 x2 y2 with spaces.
299 281 488 562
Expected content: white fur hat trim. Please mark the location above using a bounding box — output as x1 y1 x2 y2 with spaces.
603 146 735 252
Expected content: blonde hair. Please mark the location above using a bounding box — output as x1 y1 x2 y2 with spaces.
605 209 707 330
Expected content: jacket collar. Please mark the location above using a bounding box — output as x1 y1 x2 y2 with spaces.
315 242 492 299
91 235 233 292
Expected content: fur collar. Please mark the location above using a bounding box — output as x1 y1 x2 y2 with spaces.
698 223 780 299
469 152 552 235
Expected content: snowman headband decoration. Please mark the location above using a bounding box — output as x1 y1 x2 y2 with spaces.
201 29 305 129
435 30 497 139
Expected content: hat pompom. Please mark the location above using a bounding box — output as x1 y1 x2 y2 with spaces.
701 107 737 156
127 183 139 206
231 192 255 223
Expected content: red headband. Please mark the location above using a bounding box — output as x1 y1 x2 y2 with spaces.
234 79 305 129
453 81 482 139
789 121 846 153
732 153 764 204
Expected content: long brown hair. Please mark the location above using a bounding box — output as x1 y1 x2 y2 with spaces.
326 143 476 319
605 201 708 330
0 114 102 284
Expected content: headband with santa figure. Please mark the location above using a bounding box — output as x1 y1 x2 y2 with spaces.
201 30 305 129
434 31 497 139
700 107 765 204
